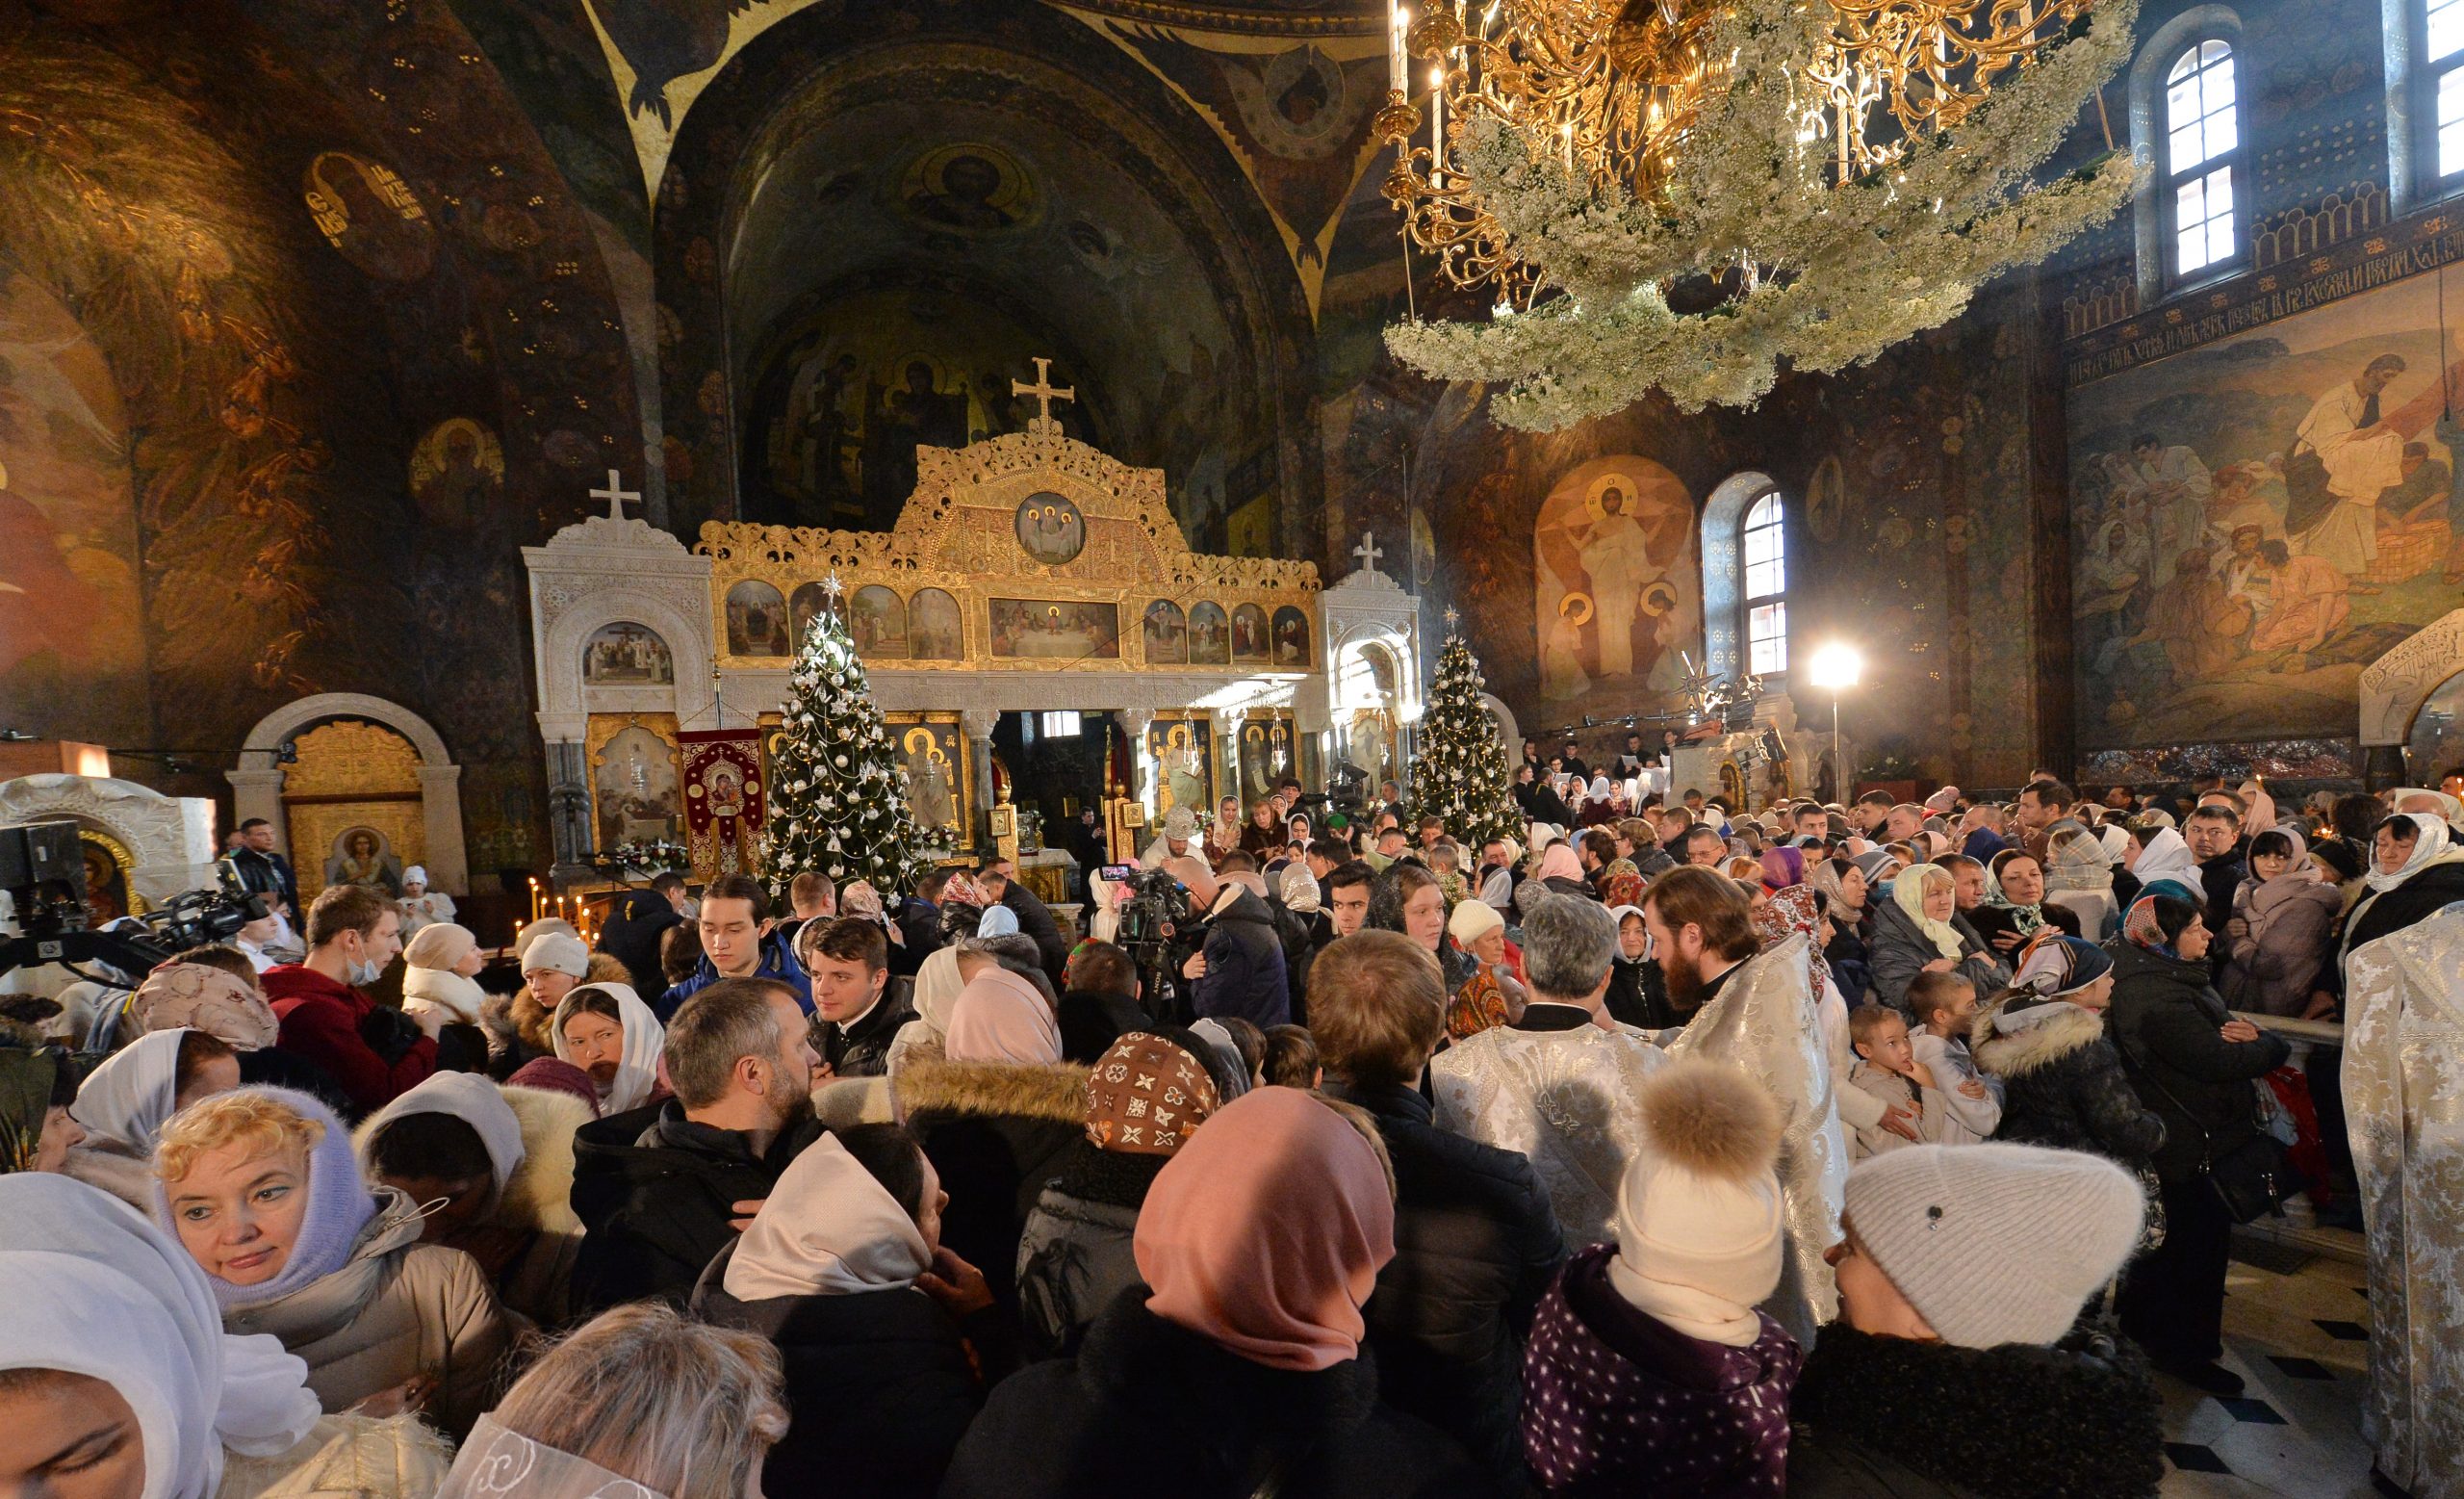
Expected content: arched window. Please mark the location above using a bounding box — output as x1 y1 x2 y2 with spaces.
1740 490 1788 676
2165 39 2241 279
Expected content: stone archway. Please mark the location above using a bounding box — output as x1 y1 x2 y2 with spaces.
2358 607 2464 787
230 693 469 894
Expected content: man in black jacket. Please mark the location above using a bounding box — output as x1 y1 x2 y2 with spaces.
1311 929 1565 1491
800 917 914 1078
222 819 299 935
1168 857 1289 1028
2183 804 2246 974
979 857 1070 980
570 976 823 1310
891 867 955 978
596 884 683 997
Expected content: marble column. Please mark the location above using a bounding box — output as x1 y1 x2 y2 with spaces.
959 708 1001 855
1115 708 1155 804
546 740 597 888
416 764 470 894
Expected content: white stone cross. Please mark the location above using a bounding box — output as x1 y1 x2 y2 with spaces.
1352 530 1384 572
589 468 641 522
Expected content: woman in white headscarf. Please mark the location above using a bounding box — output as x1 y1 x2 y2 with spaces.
397 866 454 938
355 1070 593 1326
400 921 488 1036
0 1173 447 1498
64 1027 244 1208
2120 823 2201 905
550 981 667 1117
2330 813 2464 996
696 1128 1001 1497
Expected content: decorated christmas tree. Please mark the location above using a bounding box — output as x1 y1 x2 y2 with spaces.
1407 612 1525 849
764 575 935 900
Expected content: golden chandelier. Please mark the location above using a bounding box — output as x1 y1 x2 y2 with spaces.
1379 0 2102 298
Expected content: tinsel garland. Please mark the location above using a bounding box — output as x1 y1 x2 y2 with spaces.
1385 0 2146 426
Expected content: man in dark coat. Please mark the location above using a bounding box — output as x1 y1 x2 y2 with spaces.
222 818 299 925
800 917 915 1078
1311 930 1566 1491
1169 859 1290 1029
570 977 822 1311
2183 804 2246 975
596 885 683 997
981 857 1070 980
892 868 955 978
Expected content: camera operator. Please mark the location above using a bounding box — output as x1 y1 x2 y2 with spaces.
1162 856 1288 1028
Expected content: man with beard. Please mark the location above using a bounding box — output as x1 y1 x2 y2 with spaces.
1640 866 1756 1015
1651 866 1852 1343
570 976 823 1311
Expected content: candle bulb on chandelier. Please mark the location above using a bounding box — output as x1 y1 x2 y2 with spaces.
1389 3 1409 92
1429 64 1446 180
1560 119 1575 172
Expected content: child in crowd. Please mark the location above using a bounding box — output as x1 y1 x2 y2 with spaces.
1906 970 2004 1146
1842 1005 1935 1159
1521 1060 1800 1495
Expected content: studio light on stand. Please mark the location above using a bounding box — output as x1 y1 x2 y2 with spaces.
1807 643 1862 804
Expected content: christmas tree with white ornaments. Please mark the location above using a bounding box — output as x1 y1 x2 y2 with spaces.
764 575 934 901
1407 612 1525 850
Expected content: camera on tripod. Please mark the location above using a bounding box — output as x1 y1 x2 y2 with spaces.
1 819 268 988
1100 864 1196 1021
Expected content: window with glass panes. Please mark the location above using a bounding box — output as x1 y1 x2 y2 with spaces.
1741 490 1788 676
2165 39 2240 279
2426 0 2464 184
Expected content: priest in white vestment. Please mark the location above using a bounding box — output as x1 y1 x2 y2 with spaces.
1432 894 1668 1246
2344 904 2464 1499
1647 868 1849 1345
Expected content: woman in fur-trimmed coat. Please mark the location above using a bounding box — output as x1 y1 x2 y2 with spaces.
354 1077 595 1328
1969 993 2165 1176
894 1054 1089 1317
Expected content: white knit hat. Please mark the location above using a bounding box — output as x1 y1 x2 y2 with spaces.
1843 1143 2144 1350
1608 1060 1784 1343
519 931 591 979
1447 897 1503 945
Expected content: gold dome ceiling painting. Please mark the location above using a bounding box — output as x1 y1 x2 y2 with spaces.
1379 0 2146 424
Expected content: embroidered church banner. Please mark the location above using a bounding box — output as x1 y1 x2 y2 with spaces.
680 728 766 882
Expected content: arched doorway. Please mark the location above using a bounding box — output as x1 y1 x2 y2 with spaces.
230 693 469 894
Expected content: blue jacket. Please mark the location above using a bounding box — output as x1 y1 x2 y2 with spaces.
654 933 812 1021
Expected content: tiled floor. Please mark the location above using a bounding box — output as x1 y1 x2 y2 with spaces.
2156 1232 2384 1497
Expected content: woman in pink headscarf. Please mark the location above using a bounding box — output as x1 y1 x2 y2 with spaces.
939 1087 1500 1499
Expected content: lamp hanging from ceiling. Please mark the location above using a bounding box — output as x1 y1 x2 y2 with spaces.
1378 0 2146 426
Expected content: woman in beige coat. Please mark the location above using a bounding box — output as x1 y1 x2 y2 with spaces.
156 1085 514 1440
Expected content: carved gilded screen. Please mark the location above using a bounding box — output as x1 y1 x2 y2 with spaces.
700 424 1320 674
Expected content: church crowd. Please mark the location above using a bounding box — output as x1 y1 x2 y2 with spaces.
3 755 2461 1498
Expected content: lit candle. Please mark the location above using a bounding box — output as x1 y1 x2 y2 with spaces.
1429 64 1446 180
1561 119 1575 173
1390 3 1409 92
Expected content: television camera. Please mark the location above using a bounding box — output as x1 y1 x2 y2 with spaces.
1 819 269 988
1100 863 1196 1023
